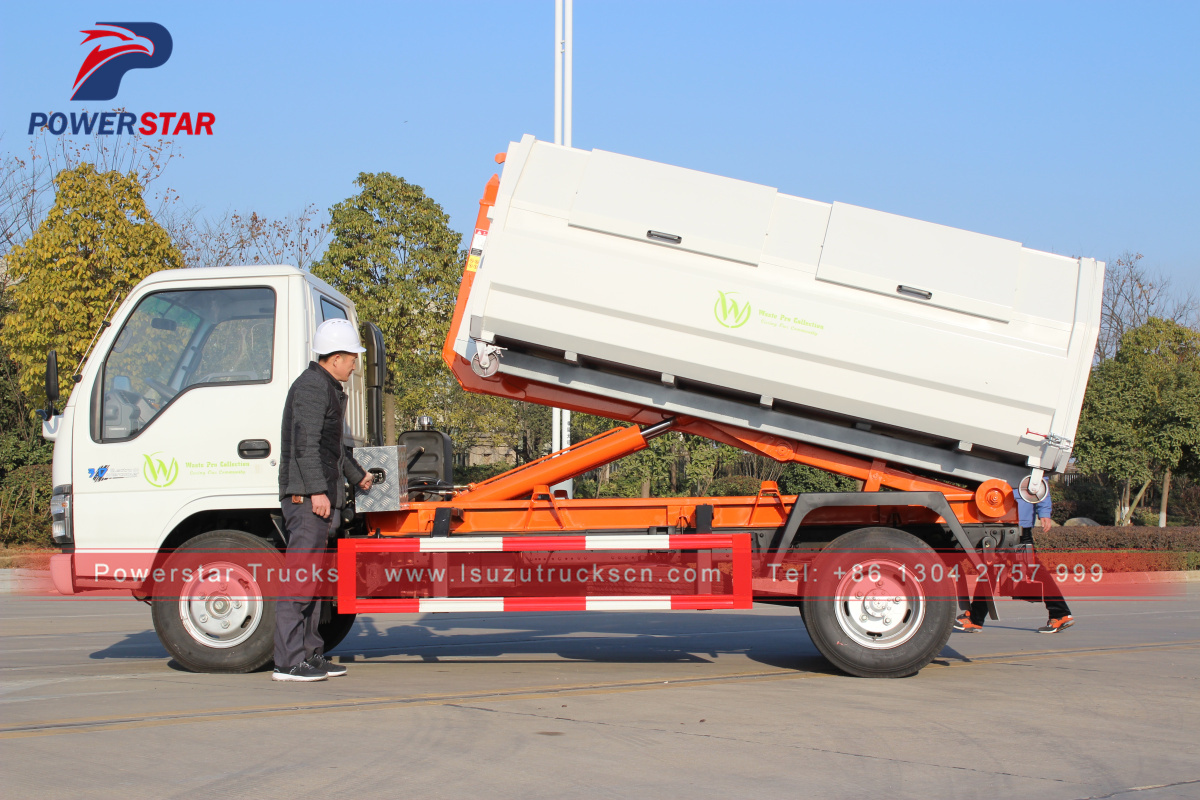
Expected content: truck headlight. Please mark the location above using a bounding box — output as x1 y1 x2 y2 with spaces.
50 485 72 545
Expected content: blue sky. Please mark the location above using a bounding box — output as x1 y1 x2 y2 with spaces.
3 1 1198 292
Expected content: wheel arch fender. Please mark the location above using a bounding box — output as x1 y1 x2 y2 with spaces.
156 495 283 551
97 502 284 592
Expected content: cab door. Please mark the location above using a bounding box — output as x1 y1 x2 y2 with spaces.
71 279 290 553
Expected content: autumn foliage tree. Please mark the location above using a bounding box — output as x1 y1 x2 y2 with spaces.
0 163 182 408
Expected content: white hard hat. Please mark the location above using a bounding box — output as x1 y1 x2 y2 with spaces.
313 319 366 356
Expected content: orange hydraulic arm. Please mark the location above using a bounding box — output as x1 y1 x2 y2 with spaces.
459 422 665 503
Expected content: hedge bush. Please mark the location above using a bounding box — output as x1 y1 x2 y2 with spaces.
0 463 53 547
1035 526 1200 571
1036 526 1200 551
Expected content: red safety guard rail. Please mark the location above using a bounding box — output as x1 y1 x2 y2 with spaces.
337 533 753 615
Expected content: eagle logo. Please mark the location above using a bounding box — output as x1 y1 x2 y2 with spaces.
72 22 173 101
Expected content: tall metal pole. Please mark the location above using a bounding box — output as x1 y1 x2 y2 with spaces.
552 0 563 460
561 0 573 479
551 0 573 497
554 0 563 149
564 0 572 148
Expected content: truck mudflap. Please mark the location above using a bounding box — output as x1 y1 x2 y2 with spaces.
336 533 753 615
50 554 74 595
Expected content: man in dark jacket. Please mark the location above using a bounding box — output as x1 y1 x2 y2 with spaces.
273 318 372 682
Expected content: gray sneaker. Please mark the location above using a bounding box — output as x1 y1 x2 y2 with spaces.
307 654 347 677
272 662 328 682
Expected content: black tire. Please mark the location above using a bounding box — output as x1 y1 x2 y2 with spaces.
318 608 358 653
800 527 954 678
151 529 282 674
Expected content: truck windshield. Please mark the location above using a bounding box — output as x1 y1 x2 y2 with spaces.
99 287 275 440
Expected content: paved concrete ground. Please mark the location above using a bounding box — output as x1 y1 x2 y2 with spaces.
1 586 1197 799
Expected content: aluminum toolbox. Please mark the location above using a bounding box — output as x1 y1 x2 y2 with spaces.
452 135 1104 484
352 445 407 513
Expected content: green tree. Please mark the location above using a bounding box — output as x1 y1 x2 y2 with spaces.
312 173 465 427
1076 318 1200 524
1122 319 1200 525
313 172 550 459
0 163 182 408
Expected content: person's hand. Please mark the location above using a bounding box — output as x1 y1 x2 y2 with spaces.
311 493 331 519
1041 517 1052 533
358 473 374 492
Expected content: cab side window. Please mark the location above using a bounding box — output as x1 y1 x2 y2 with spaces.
98 287 276 441
320 296 347 322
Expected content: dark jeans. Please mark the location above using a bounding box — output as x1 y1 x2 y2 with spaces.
965 528 1071 626
273 497 340 669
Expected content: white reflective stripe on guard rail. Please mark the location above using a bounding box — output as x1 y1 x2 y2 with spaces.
418 538 505 552
414 534 673 552
584 596 673 611
584 534 671 550
417 597 506 612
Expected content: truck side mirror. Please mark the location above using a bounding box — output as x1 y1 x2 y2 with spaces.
46 350 60 404
363 321 387 447
40 350 60 421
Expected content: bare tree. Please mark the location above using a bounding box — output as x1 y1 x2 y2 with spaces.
1 126 181 264
1096 252 1200 361
3 129 327 282
172 205 328 270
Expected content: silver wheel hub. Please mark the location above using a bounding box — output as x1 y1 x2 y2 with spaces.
833 559 926 650
178 562 264 649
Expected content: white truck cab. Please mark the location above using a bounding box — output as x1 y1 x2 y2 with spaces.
46 265 376 593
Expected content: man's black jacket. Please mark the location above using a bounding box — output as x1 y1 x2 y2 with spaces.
278 361 366 508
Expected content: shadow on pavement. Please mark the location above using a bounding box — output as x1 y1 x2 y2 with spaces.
328 610 841 673
85 609 971 678
88 629 168 660
86 609 837 672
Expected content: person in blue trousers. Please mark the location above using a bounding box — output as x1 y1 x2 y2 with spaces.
956 486 1075 634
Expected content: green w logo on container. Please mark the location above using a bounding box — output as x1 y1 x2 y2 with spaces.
143 453 179 488
713 291 752 329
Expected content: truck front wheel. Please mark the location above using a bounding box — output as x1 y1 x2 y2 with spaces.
151 529 281 673
800 527 955 678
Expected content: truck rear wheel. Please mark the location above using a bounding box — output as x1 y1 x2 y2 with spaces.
800 527 954 678
151 530 281 674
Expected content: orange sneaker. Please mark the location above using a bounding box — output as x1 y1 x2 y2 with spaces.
1037 616 1075 634
954 614 983 633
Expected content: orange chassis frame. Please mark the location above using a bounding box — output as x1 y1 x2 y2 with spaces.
360 169 1019 599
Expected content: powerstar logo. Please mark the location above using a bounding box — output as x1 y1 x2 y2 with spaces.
714 291 752 329
28 23 215 138
71 23 172 101
143 453 179 488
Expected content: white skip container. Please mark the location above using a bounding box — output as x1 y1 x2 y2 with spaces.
453 135 1104 487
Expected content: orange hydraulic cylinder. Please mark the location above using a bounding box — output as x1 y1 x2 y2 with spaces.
457 425 650 503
